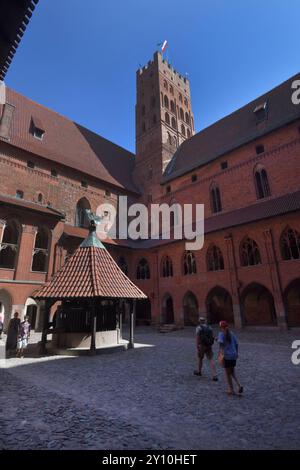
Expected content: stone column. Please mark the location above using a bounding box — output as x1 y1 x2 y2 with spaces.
15 225 37 280
263 229 287 329
225 235 243 329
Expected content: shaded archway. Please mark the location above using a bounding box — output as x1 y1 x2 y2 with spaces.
241 283 277 326
183 291 199 326
284 279 300 327
0 289 12 331
25 297 41 330
206 286 234 325
161 293 174 324
136 299 151 326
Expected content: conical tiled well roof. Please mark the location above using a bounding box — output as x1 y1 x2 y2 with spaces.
33 230 147 300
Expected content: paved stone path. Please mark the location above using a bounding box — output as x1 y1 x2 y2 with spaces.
1 327 300 449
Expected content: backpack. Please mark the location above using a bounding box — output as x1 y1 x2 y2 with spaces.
198 325 214 347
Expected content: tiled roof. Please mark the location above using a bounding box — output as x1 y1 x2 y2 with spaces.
1 88 139 194
0 1 39 80
0 193 65 218
34 231 146 300
163 73 300 182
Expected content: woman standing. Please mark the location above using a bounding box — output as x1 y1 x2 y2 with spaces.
218 320 243 396
5 312 21 357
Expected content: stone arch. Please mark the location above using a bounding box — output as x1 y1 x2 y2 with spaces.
161 293 174 324
24 297 43 331
206 286 234 325
283 278 300 327
241 283 277 326
75 197 91 228
0 219 21 269
183 291 199 326
0 289 13 331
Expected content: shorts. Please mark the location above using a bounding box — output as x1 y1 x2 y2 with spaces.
224 359 236 369
198 345 213 360
17 338 28 349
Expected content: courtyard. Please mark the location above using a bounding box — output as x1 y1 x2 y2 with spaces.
0 327 299 450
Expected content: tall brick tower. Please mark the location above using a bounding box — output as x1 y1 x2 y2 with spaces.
134 51 195 202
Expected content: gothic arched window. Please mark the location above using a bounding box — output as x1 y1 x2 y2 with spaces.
187 129 191 138
280 227 300 260
185 112 190 124
171 117 177 129
210 183 222 213
136 258 150 280
161 256 173 278
118 256 128 275
169 85 174 95
240 237 261 266
165 112 170 125
170 100 175 113
254 165 271 199
32 227 49 272
164 95 169 109
0 220 20 269
180 108 184 120
183 251 197 275
181 124 186 136
207 245 224 271
75 198 91 228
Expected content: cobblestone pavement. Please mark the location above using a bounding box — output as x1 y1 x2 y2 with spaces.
1 327 300 450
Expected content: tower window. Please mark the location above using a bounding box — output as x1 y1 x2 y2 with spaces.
169 85 174 95
51 168 58 177
27 161 35 169
256 144 265 155
170 100 175 113
164 95 169 109
166 185 171 194
191 174 197 183
253 102 267 122
181 124 186 136
81 180 88 188
210 183 222 213
165 113 170 125
105 190 111 197
187 129 191 138
180 108 184 120
171 117 177 129
179 94 183 103
16 190 23 199
221 161 228 170
254 165 270 199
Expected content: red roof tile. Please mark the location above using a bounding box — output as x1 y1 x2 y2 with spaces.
163 73 300 182
34 232 146 300
0 193 65 218
2 88 139 194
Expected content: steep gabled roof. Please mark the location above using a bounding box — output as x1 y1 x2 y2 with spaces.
1 88 139 194
33 231 146 300
163 73 300 182
0 1 39 80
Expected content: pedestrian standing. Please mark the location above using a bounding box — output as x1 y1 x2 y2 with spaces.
5 312 21 358
0 312 4 340
194 317 218 381
17 315 31 358
218 320 243 396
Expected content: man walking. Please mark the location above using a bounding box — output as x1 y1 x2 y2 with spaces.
194 317 218 381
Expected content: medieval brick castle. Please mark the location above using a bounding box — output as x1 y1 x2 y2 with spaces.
0 51 300 331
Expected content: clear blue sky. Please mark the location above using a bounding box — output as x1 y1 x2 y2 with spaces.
5 0 300 153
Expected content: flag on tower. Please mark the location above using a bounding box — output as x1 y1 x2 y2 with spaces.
161 40 168 53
